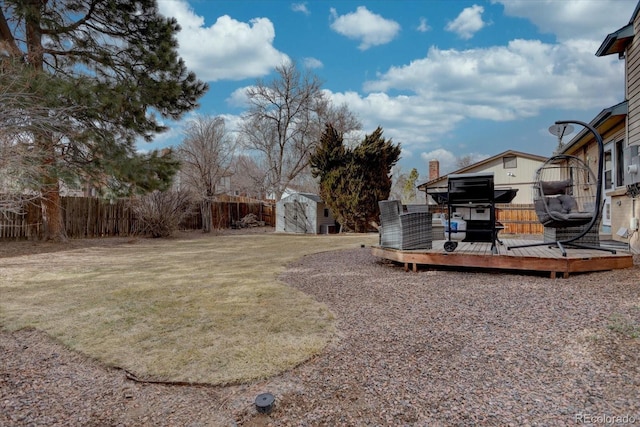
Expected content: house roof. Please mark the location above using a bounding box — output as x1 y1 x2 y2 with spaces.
595 2 640 56
416 150 547 190
559 100 628 154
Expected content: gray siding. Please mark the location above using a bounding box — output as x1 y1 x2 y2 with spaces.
628 16 640 146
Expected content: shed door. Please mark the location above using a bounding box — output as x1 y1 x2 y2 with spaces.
284 202 307 233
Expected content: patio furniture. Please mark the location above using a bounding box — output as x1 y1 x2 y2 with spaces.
543 204 602 245
378 200 433 250
508 120 616 257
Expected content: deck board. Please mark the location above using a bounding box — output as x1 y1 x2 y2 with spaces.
372 238 634 278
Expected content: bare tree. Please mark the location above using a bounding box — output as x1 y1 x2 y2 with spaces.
456 154 475 169
230 155 269 200
177 115 236 232
239 61 360 200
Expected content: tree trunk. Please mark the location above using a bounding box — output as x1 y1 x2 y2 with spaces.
24 1 66 241
201 199 212 233
37 128 66 241
40 178 66 242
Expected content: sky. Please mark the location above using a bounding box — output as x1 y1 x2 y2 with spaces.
147 0 638 178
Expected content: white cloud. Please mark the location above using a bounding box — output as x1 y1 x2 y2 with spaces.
363 40 623 120
492 0 637 43
291 2 310 15
326 89 466 156
417 17 430 33
320 30 624 164
158 0 289 82
445 5 486 40
329 6 401 50
303 57 323 69
226 86 252 108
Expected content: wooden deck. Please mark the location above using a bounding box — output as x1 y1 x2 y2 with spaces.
371 239 634 278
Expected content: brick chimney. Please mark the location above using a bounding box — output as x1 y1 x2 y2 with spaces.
428 159 440 180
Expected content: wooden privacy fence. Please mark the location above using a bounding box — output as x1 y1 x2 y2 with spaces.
495 203 544 235
0 196 275 240
429 203 544 236
180 200 275 230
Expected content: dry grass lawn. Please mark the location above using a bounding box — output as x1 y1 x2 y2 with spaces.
0 231 378 385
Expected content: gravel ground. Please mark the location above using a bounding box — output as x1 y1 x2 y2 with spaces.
1 233 640 426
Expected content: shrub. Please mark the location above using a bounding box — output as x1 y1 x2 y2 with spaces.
131 190 193 238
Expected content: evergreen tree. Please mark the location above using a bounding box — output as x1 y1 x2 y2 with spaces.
0 0 208 240
311 124 400 232
402 168 420 203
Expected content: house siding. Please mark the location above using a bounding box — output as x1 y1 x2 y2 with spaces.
609 191 636 240
564 119 627 240
628 15 640 146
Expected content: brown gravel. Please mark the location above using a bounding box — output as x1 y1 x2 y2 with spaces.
1 232 640 426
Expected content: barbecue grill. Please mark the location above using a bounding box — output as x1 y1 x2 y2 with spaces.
443 172 508 254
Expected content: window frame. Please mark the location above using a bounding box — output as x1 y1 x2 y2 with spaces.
502 155 517 169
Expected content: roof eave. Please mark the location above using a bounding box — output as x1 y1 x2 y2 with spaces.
560 101 628 153
596 23 634 56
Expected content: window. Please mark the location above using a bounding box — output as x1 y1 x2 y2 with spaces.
503 156 517 169
324 208 329 217
616 139 625 186
604 150 613 189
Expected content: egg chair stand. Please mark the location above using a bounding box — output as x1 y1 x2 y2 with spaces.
507 120 616 257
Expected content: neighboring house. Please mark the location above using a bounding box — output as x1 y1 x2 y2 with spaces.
275 192 336 234
417 150 548 205
561 2 640 249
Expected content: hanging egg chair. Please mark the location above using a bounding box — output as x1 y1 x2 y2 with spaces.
533 154 597 228
508 120 616 257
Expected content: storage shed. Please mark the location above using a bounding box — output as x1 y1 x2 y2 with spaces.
275 193 337 234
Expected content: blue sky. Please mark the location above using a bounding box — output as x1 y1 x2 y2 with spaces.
149 0 637 177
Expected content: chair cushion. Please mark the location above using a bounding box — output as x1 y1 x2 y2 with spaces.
540 180 571 195
547 197 563 213
557 194 577 213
